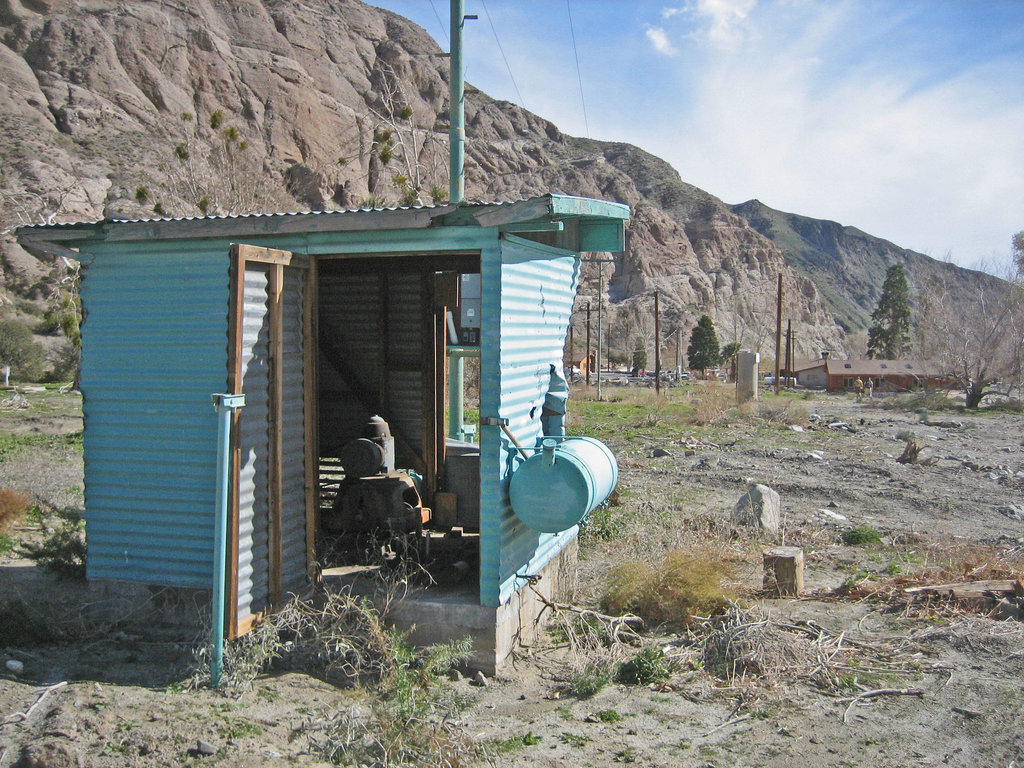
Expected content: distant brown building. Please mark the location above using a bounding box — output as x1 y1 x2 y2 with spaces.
793 357 952 393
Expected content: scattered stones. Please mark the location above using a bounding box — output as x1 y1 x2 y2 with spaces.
447 669 462 682
997 504 1024 521
732 483 781 535
805 451 825 462
649 448 671 458
194 740 217 757
6 659 24 674
812 509 850 526
788 424 804 432
472 671 488 687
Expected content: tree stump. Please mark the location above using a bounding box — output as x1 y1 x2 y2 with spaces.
763 546 804 597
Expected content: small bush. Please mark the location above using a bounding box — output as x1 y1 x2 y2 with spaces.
567 660 614 698
0 486 32 532
895 430 917 442
23 510 87 579
616 646 671 685
842 526 883 546
601 549 734 626
0 317 44 381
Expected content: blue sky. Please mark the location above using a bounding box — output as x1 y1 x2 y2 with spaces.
370 1 1024 271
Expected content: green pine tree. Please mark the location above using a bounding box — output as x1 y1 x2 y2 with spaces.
867 264 911 359
687 315 720 374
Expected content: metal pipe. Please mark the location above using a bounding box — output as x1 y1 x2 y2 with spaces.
210 392 245 689
597 265 604 400
449 0 466 204
774 274 783 395
447 345 479 440
654 289 661 395
448 352 464 439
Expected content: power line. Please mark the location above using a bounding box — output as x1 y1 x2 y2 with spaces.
565 0 590 138
480 0 526 111
426 0 450 47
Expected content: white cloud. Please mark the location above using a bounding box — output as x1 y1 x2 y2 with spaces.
645 25 677 55
657 10 1024 269
692 0 758 49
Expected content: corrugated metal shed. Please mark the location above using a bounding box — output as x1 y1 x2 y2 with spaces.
18 195 629 629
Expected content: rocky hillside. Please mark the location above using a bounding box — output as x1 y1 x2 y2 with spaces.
0 0 993 362
730 200 1000 336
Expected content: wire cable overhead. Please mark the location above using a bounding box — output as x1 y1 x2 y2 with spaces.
565 0 590 138
480 0 527 111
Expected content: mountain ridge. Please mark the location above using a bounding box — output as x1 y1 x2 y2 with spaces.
0 0 999 363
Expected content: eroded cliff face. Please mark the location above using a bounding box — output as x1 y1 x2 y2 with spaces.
0 0 875 357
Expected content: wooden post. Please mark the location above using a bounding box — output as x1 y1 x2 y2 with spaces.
763 546 804 597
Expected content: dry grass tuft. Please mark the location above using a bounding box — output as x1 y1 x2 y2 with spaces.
700 604 813 684
600 549 736 627
0 487 32 532
691 389 734 425
758 399 809 425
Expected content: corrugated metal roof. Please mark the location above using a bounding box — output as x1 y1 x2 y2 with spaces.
17 194 629 235
16 199 527 230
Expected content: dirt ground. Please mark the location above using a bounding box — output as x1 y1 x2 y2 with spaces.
1 386 1023 768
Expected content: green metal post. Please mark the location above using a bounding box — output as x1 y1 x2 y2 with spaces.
449 0 465 204
447 346 479 440
449 352 464 439
210 392 245 688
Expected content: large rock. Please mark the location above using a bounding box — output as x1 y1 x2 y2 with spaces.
732 483 781 535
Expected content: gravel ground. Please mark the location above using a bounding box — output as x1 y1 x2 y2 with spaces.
1 387 1023 768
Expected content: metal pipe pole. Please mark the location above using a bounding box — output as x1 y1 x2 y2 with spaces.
774 274 783 395
210 392 245 689
449 0 466 204
597 265 604 400
585 302 591 387
654 290 661 395
448 353 464 439
785 319 792 387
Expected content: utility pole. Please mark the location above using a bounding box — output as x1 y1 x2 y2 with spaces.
449 0 476 204
774 274 783 395
654 290 661 395
583 257 616 400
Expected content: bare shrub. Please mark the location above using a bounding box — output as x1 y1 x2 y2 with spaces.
0 486 31 532
600 549 736 627
758 399 808 425
700 604 813 684
690 388 734 425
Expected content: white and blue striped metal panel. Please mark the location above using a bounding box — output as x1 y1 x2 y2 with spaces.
80 246 229 588
479 235 581 607
280 266 308 596
236 264 271 621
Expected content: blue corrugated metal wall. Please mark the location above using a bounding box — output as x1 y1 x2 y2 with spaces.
80 244 229 588
480 235 580 607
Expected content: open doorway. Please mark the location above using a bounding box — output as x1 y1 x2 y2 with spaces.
314 253 482 596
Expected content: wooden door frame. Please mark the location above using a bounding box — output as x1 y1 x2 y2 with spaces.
226 244 314 638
